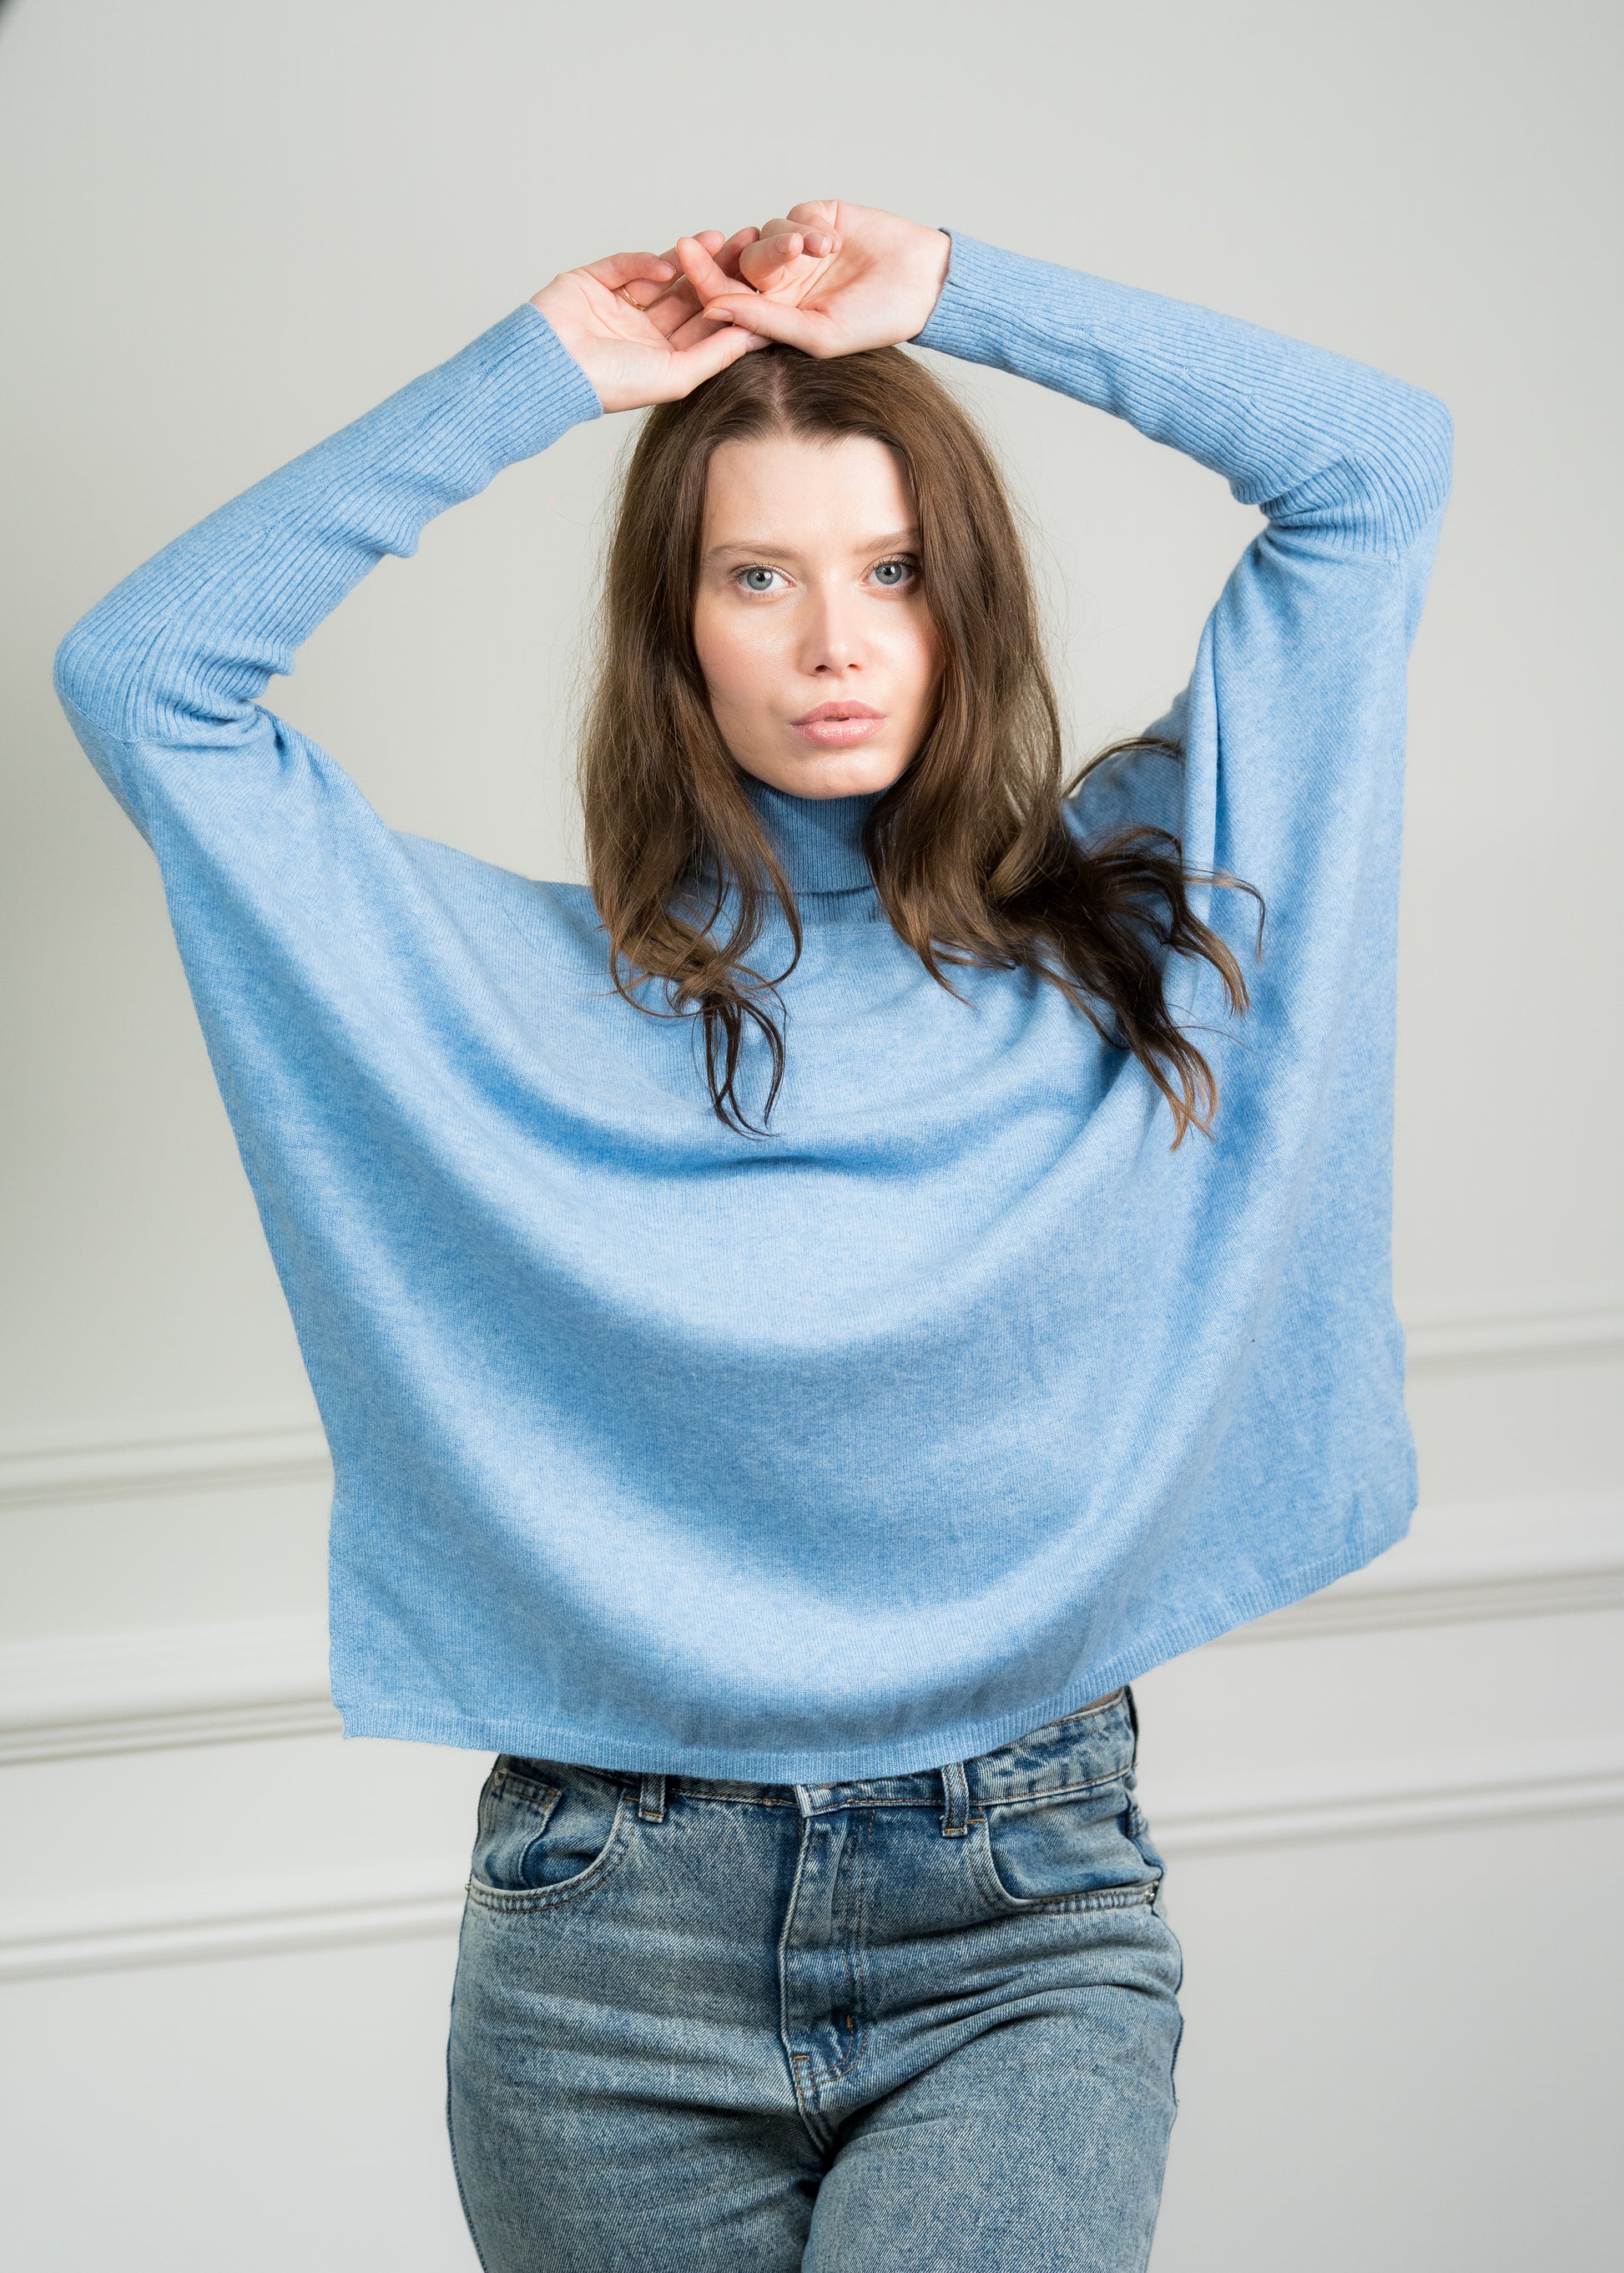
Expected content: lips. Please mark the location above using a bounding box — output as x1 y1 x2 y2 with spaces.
793 702 883 725
791 700 885 747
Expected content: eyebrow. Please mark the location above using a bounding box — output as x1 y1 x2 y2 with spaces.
702 528 920 565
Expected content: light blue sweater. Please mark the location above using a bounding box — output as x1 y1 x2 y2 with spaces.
54 233 1451 1780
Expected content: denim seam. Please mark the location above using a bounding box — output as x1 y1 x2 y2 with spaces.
466 1787 635 1912
653 1770 1128 1815
976 1768 1132 1811
985 1875 1161 1918
444 1952 495 2273
806 1805 876 2098
777 1812 831 2150
489 1768 562 1814
967 1811 1163 1917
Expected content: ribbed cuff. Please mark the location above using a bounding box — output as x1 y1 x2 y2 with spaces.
912 230 1041 364
440 300 605 473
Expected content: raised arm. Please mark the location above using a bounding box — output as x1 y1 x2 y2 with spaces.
53 234 771 838
689 200 1455 1133
920 236 1450 569
688 200 1452 580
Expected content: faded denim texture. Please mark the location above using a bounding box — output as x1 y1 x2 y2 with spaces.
447 1690 1183 2270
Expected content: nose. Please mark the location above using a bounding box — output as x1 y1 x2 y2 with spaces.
799 580 866 678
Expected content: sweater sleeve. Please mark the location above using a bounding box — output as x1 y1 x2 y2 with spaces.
914 230 1452 591
53 302 603 842
915 230 1452 1071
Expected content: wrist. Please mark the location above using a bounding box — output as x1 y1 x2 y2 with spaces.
921 227 951 312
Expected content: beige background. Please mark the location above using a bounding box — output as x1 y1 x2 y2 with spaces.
2 0 1620 2265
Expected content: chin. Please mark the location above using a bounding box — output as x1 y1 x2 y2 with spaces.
754 749 911 801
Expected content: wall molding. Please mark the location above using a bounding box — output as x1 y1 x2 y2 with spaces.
2 1495 1619 1770
0 1406 330 1511
1220 1492 1624 1643
0 1616 338 1766
0 1618 338 1772
2 1495 1619 1982
1150 1740 1624 1860
0 1289 1617 1514
0 1859 464 1983
1402 1292 1624 1371
1 1735 1619 1983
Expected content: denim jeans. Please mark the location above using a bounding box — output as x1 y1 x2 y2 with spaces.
446 1689 1183 2271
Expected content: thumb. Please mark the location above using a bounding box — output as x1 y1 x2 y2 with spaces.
702 293 831 356
661 321 764 396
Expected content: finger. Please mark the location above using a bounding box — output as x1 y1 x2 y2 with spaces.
674 233 739 306
583 249 678 291
785 198 840 234
618 275 676 308
701 293 835 356
659 322 768 397
656 227 743 275
665 301 770 352
643 225 756 314
660 227 775 347
714 225 763 278
646 285 704 337
740 228 804 273
758 213 834 248
648 235 773 349
665 307 722 351
622 228 735 325
737 232 825 290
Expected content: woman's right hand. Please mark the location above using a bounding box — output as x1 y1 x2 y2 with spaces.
530 230 769 414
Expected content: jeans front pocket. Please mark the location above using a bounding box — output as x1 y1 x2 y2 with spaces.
467 1758 633 1912
971 1771 1164 1916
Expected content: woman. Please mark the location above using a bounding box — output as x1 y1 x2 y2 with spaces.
54 200 1451 2270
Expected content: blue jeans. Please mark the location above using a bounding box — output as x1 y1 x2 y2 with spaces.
446 1689 1183 2270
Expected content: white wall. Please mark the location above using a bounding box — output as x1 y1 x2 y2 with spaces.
2 0 1619 2265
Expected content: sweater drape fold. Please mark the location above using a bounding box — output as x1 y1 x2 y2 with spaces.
54 233 1451 1778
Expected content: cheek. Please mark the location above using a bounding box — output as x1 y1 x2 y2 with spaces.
893 610 942 707
693 605 773 715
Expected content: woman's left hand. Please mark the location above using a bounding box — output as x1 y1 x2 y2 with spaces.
676 201 951 359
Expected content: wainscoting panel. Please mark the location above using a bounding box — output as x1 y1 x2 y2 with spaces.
3 1486 1621 2269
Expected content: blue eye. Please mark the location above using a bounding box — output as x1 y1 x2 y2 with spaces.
872 558 916 587
738 566 779 594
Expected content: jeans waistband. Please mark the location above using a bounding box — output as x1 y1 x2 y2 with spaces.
586 1689 1132 1826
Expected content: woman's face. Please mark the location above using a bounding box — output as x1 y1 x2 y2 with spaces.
692 432 941 801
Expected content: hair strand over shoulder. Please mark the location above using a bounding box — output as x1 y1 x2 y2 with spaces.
579 344 1261 1143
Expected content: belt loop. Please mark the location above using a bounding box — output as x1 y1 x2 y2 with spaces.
638 1772 667 1824
940 1759 971 1838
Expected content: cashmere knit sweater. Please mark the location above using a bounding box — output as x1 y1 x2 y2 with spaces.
54 231 1452 1780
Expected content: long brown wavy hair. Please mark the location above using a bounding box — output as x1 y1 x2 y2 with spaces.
579 342 1259 1142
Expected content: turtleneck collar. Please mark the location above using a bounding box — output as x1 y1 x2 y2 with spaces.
743 778 880 894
